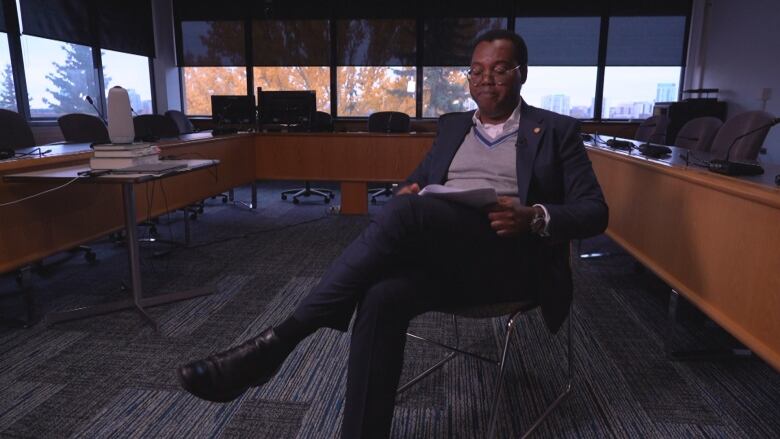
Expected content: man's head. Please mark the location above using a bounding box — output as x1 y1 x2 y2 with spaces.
468 30 528 123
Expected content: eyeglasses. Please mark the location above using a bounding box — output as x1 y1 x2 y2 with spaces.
466 65 521 85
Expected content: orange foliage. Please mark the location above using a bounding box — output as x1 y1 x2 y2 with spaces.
183 67 247 115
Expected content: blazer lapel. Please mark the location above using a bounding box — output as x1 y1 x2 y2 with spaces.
515 102 545 205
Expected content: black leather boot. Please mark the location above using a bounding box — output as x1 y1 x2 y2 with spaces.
177 327 293 402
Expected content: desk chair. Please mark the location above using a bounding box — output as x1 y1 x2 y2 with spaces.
280 111 335 204
674 117 722 151
634 115 669 144
708 110 775 160
165 110 196 134
367 111 411 203
57 113 111 144
133 114 180 141
0 109 35 156
400 254 574 438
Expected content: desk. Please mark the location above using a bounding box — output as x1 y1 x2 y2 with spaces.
586 141 780 371
255 132 434 214
4 161 218 328
1 134 256 274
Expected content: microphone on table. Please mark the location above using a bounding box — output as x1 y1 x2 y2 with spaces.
708 118 779 176
85 96 106 122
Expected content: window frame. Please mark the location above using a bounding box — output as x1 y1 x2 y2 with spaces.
173 5 693 122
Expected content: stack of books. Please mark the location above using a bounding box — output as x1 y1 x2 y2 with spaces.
90 143 160 170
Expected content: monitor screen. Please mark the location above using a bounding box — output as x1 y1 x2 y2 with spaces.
211 95 256 126
258 90 316 127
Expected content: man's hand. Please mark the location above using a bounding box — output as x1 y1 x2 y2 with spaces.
396 183 420 196
486 196 537 237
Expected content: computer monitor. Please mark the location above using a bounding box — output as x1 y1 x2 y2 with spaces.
258 90 316 128
210 95 256 126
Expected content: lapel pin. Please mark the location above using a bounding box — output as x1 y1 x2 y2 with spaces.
533 127 541 134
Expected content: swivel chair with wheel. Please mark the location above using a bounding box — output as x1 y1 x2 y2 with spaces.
0 109 36 158
634 115 669 144
708 110 775 160
165 110 196 135
673 117 722 151
280 111 335 204
367 111 411 203
57 113 111 144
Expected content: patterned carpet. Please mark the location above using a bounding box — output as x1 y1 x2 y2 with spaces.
1 182 779 438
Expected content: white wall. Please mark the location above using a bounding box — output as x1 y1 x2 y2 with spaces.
151 0 181 113
687 0 780 163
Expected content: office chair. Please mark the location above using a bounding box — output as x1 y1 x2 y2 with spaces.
400 297 573 438
634 115 669 144
708 110 775 161
133 114 180 141
280 111 335 204
165 110 196 135
674 117 723 151
57 113 111 144
367 111 411 203
0 108 36 153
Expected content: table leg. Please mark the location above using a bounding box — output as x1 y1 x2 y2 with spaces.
339 182 368 215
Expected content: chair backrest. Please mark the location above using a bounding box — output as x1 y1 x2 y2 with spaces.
674 116 723 151
634 115 669 143
368 111 411 133
133 114 180 140
57 113 111 144
164 109 195 134
0 108 35 150
310 111 333 133
709 110 775 160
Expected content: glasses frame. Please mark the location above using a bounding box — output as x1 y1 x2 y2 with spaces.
466 64 522 85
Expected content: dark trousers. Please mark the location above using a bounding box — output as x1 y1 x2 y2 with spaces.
293 195 532 438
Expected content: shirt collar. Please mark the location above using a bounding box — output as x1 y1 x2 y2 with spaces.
472 98 523 133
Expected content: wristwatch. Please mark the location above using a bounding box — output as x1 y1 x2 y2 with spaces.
530 206 549 237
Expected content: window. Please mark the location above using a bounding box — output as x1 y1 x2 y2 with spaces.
252 20 331 112
0 33 16 111
422 18 505 117
253 67 331 112
337 66 416 116
516 17 600 118
182 67 247 116
337 19 416 117
102 49 153 115
21 35 99 118
602 16 686 119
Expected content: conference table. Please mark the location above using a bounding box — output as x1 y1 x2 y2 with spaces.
3 128 778 373
586 137 780 371
0 130 432 275
4 160 218 328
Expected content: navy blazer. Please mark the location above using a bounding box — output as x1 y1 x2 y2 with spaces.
405 101 608 332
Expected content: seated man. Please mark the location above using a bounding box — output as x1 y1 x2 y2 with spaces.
178 29 608 438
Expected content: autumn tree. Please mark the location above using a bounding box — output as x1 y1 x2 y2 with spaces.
43 44 103 115
0 64 16 110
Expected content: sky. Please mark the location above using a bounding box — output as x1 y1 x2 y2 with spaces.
18 35 152 110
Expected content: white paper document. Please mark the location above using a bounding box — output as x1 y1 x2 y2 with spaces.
418 184 498 208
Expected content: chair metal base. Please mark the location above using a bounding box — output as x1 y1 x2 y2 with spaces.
369 185 394 203
400 308 573 438
281 181 333 204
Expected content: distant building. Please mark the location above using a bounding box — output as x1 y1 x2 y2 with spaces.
541 94 571 116
656 83 677 102
609 101 654 119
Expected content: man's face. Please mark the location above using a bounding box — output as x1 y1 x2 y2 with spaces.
468 39 526 121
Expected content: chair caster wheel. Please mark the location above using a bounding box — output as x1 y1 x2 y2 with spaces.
293 198 300 204
221 198 227 204
281 195 288 200
324 198 330 204
370 198 377 204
